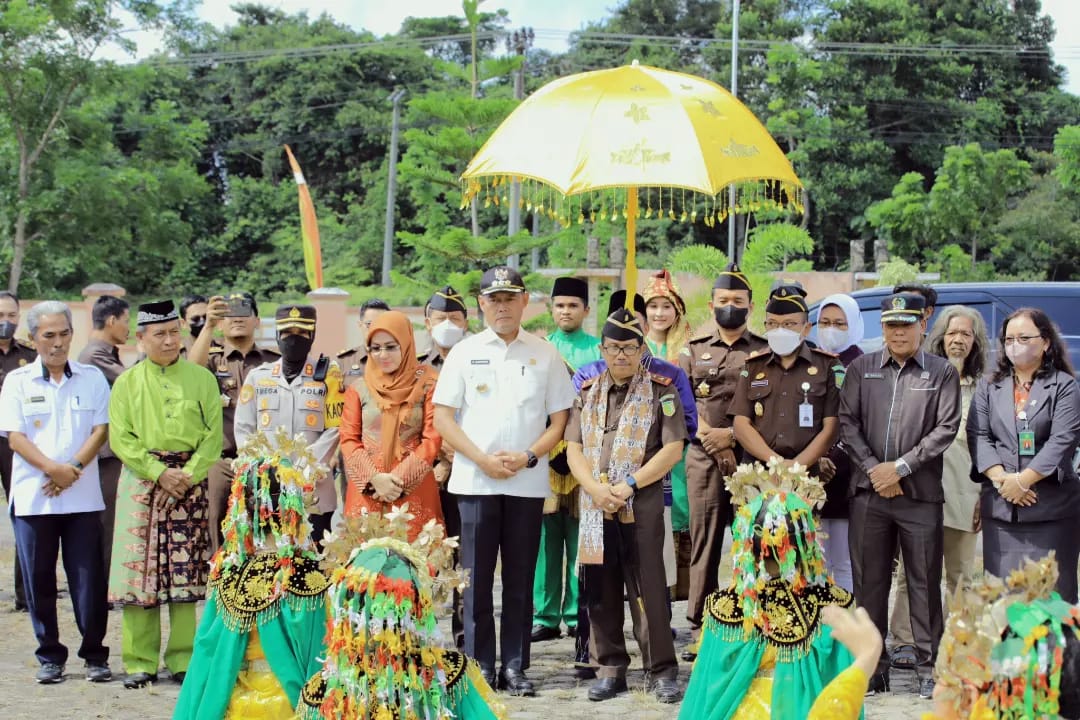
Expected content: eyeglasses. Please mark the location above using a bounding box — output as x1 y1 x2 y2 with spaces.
817 320 848 330
1003 335 1042 346
764 320 805 331
601 344 641 357
368 343 401 355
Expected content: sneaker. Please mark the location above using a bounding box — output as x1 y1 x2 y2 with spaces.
35 663 65 684
86 662 112 683
865 670 890 696
919 676 935 699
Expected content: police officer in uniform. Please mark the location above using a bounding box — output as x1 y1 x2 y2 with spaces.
565 309 687 704
677 263 766 659
420 286 469 370
729 282 842 474
234 305 343 544
0 291 37 610
336 298 391 389
189 292 279 554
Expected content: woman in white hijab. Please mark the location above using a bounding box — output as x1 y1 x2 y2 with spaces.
813 293 865 591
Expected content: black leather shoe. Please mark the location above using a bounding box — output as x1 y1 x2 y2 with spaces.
35 663 64 684
480 667 496 688
587 677 628 701
123 672 158 689
530 624 561 642
498 668 536 696
566 625 577 638
865 670 890 696
652 677 681 704
172 671 186 684
85 662 112 683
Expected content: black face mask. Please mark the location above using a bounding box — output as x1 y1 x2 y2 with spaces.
714 304 749 330
188 320 205 339
0 321 16 340
278 334 313 364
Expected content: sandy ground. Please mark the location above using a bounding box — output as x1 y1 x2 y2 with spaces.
0 517 929 719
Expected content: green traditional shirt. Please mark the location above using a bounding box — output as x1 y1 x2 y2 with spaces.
547 327 601 372
109 358 223 483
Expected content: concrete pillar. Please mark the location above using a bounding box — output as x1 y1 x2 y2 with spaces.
609 236 625 268
306 287 350 360
873 239 889 271
849 239 866 274
586 236 600 268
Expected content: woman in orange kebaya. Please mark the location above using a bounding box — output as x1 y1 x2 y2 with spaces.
341 310 443 537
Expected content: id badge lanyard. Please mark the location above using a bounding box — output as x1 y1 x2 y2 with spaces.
1018 411 1036 457
799 382 814 428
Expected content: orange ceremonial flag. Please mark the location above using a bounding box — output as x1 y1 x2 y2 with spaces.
283 145 323 290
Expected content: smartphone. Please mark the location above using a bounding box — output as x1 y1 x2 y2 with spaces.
224 294 254 318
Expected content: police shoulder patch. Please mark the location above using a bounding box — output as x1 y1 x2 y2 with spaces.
649 372 673 386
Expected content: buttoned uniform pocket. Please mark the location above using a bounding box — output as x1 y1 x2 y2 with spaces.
22 400 51 431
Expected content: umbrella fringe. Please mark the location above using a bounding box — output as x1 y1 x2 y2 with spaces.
460 177 804 229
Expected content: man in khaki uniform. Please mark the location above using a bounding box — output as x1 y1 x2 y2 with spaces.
234 305 342 544
336 298 390 389
566 308 687 704
729 282 842 472
419 286 469 370
0 291 39 611
188 292 279 554
677 263 766 658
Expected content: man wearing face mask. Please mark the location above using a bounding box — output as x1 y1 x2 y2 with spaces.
728 282 842 477
0 291 38 611
188 292 280 555
420 286 470 369
179 295 208 358
234 305 342 545
678 262 766 661
420 285 470 648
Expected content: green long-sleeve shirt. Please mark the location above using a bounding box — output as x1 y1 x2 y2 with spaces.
547 327 601 372
108 358 223 484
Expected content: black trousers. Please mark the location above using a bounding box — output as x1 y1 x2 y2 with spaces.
0 437 26 607
849 489 943 672
458 494 544 672
13 510 109 666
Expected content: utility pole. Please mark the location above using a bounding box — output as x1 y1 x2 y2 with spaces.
727 0 740 263
382 87 407 287
506 27 534 269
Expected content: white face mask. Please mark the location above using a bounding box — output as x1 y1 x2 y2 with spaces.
430 319 465 349
766 328 803 357
817 327 850 353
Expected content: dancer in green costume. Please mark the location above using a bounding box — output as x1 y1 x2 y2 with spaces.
173 431 328 720
299 505 505 720
679 459 860 720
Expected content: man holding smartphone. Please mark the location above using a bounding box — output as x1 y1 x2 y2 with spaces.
188 293 279 554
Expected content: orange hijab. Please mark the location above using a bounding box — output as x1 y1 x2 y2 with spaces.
363 311 437 469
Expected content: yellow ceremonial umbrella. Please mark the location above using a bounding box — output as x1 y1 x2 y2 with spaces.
462 60 803 296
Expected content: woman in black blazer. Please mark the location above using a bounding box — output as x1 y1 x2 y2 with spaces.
968 307 1080 601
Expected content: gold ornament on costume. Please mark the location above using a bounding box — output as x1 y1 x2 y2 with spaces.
725 456 827 510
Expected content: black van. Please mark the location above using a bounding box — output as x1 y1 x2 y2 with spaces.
808 282 1080 371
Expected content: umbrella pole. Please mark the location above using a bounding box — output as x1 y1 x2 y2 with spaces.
624 186 638 307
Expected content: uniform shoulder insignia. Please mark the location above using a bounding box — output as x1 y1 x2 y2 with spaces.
747 349 766 360
580 376 599 390
690 332 713 343
336 346 359 358
810 346 838 358
649 372 673 386
208 345 224 355
15 339 34 351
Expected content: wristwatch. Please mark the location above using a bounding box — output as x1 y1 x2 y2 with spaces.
71 460 84 471
894 458 912 478
524 451 538 469
625 474 638 494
